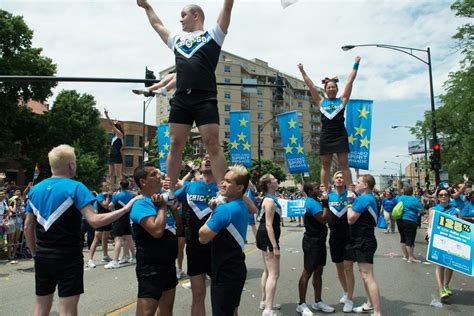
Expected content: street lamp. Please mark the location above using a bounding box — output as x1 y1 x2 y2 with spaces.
384 160 402 177
343 44 440 185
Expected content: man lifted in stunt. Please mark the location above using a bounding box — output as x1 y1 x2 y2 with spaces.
137 0 234 205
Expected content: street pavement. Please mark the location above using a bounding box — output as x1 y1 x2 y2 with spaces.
1 221 473 315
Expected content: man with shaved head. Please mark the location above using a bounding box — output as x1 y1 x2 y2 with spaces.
137 0 234 214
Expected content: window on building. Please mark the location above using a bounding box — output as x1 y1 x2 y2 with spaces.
224 104 231 111
125 155 134 167
298 101 303 108
224 65 231 72
259 150 263 156
256 100 263 108
125 135 134 147
257 112 264 120
224 78 231 83
257 88 263 96
224 118 230 125
224 91 231 99
139 136 143 148
225 131 230 139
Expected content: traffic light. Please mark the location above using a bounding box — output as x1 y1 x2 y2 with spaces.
145 67 156 87
432 143 441 171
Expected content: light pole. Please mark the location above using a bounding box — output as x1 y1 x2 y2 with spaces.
141 96 154 165
392 125 429 189
342 44 440 186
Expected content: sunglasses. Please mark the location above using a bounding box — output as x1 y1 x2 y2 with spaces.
438 194 449 197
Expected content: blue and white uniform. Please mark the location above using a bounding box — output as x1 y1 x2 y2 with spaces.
95 192 111 232
25 177 95 297
111 191 135 236
328 190 350 263
176 179 218 276
130 196 178 300
206 198 248 315
320 98 349 155
256 194 282 252
347 192 378 264
302 197 327 269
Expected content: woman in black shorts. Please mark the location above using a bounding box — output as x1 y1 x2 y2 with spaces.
297 57 361 188
104 108 124 190
256 173 282 315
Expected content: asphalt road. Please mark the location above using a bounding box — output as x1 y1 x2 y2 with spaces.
1 221 473 315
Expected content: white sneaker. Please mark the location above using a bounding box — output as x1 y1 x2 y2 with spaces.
101 256 112 263
176 268 184 279
132 88 151 96
353 302 374 313
118 256 129 264
86 259 96 268
182 281 192 289
312 301 335 313
128 257 136 264
259 301 282 310
104 260 120 269
161 190 176 206
296 303 313 315
340 293 348 304
261 310 278 316
343 300 354 313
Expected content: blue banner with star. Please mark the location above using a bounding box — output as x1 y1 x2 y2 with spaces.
229 111 252 167
277 111 309 174
157 123 170 173
346 99 373 170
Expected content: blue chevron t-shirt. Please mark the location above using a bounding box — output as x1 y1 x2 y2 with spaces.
25 177 95 258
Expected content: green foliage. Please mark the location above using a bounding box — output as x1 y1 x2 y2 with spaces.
74 142 107 189
0 9 57 156
306 152 321 183
415 0 474 183
248 159 287 184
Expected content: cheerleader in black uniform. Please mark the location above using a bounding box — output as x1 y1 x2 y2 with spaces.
104 108 124 190
256 173 282 315
298 56 361 188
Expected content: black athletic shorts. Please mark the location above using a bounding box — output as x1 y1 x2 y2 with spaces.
302 236 327 270
398 219 417 247
186 242 212 277
329 233 351 263
345 236 377 264
211 279 245 316
112 217 131 237
169 90 219 127
136 264 177 301
35 256 84 297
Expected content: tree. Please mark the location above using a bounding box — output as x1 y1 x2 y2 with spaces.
0 9 57 156
47 90 109 189
414 0 473 183
248 159 287 184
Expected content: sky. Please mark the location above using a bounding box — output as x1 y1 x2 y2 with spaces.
3 0 469 181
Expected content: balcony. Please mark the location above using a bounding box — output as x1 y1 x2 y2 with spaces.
273 156 285 162
271 107 283 114
270 131 281 138
271 143 282 150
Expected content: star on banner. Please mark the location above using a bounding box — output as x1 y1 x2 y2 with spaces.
289 135 298 144
288 119 297 129
358 107 370 119
354 125 366 137
239 117 248 127
164 130 170 138
284 144 293 154
243 142 251 151
237 132 246 141
348 134 356 145
163 143 169 151
360 137 371 149
296 144 304 154
158 151 165 159
230 140 239 149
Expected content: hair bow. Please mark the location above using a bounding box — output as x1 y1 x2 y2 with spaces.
321 77 339 84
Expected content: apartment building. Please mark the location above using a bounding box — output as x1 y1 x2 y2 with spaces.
155 50 323 172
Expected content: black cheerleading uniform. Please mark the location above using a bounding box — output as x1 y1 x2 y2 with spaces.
319 98 350 155
256 195 282 252
109 134 123 164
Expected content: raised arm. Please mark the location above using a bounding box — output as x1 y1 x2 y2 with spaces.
137 0 171 44
104 108 123 138
217 0 234 34
297 63 322 106
341 56 361 105
452 174 469 199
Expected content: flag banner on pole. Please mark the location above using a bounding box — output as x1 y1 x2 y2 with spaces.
281 0 298 9
345 99 373 170
277 111 308 174
157 123 170 173
426 211 474 277
33 163 40 180
229 111 252 167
